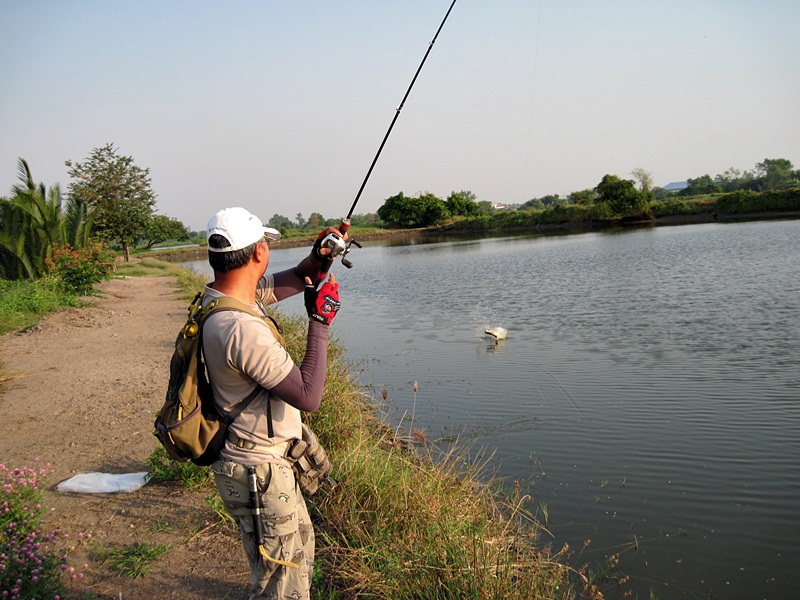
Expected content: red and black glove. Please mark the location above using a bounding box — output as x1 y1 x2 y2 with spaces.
304 275 341 325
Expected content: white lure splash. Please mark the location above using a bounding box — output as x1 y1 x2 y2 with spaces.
484 326 508 341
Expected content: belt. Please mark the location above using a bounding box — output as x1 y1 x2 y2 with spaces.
227 431 291 457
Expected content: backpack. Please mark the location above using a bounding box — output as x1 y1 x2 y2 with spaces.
153 292 268 466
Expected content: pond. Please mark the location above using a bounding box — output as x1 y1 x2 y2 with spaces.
185 219 800 599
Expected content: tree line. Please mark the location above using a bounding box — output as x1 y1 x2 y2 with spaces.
264 211 382 235
375 158 799 228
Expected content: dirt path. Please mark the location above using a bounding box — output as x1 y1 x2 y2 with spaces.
0 276 249 599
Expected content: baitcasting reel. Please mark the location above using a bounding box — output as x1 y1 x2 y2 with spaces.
318 217 363 270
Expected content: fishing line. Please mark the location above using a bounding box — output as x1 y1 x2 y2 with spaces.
521 356 584 419
316 0 458 277
346 0 458 222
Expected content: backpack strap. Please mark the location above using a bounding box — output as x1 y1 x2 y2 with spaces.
220 384 262 425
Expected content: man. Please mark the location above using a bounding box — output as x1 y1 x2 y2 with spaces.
201 206 342 599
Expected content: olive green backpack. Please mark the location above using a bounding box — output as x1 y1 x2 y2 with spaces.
153 292 273 466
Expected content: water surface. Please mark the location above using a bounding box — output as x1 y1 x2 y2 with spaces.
186 220 800 599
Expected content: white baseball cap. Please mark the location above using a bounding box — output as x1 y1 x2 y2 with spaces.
206 207 281 252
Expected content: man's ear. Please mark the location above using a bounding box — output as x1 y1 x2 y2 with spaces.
252 242 268 264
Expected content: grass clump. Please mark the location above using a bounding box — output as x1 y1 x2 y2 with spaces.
95 542 169 579
146 447 212 489
0 462 87 600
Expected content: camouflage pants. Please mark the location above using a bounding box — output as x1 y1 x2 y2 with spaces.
211 459 315 600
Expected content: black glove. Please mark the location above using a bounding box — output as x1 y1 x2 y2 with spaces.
304 276 340 325
311 230 327 261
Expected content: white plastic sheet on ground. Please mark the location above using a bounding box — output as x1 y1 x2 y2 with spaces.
57 472 149 493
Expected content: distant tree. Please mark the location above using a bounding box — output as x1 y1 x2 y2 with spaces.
377 193 413 227
295 212 306 229
349 212 382 227
521 194 563 210
595 174 651 218
652 187 672 201
540 194 563 207
755 158 794 190
377 192 450 227
306 212 323 230
268 214 294 230
66 144 155 261
477 200 496 215
520 198 544 210
630 167 654 192
568 189 597 205
680 175 721 197
715 167 756 192
446 190 480 217
141 214 189 249
419 193 450 225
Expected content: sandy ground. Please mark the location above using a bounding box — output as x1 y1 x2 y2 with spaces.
0 276 251 599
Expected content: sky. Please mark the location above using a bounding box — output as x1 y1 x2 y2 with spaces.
2 1 799 232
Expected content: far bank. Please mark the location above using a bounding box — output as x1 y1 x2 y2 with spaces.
148 206 800 265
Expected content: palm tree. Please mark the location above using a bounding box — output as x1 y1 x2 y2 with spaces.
0 198 36 279
0 159 92 280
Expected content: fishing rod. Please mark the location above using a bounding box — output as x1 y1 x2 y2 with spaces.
317 0 458 278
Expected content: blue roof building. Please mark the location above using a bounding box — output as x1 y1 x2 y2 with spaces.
662 181 689 192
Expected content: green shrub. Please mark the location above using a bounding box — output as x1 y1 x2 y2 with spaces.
46 243 117 295
651 198 716 217
541 203 591 223
715 188 800 214
589 201 616 221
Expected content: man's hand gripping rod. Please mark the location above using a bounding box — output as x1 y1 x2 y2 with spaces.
316 221 361 282
316 0 457 282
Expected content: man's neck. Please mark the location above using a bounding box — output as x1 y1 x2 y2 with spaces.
210 271 257 304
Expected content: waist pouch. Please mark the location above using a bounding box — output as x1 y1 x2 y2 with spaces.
287 423 332 496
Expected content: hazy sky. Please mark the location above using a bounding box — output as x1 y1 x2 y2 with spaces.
2 1 798 231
